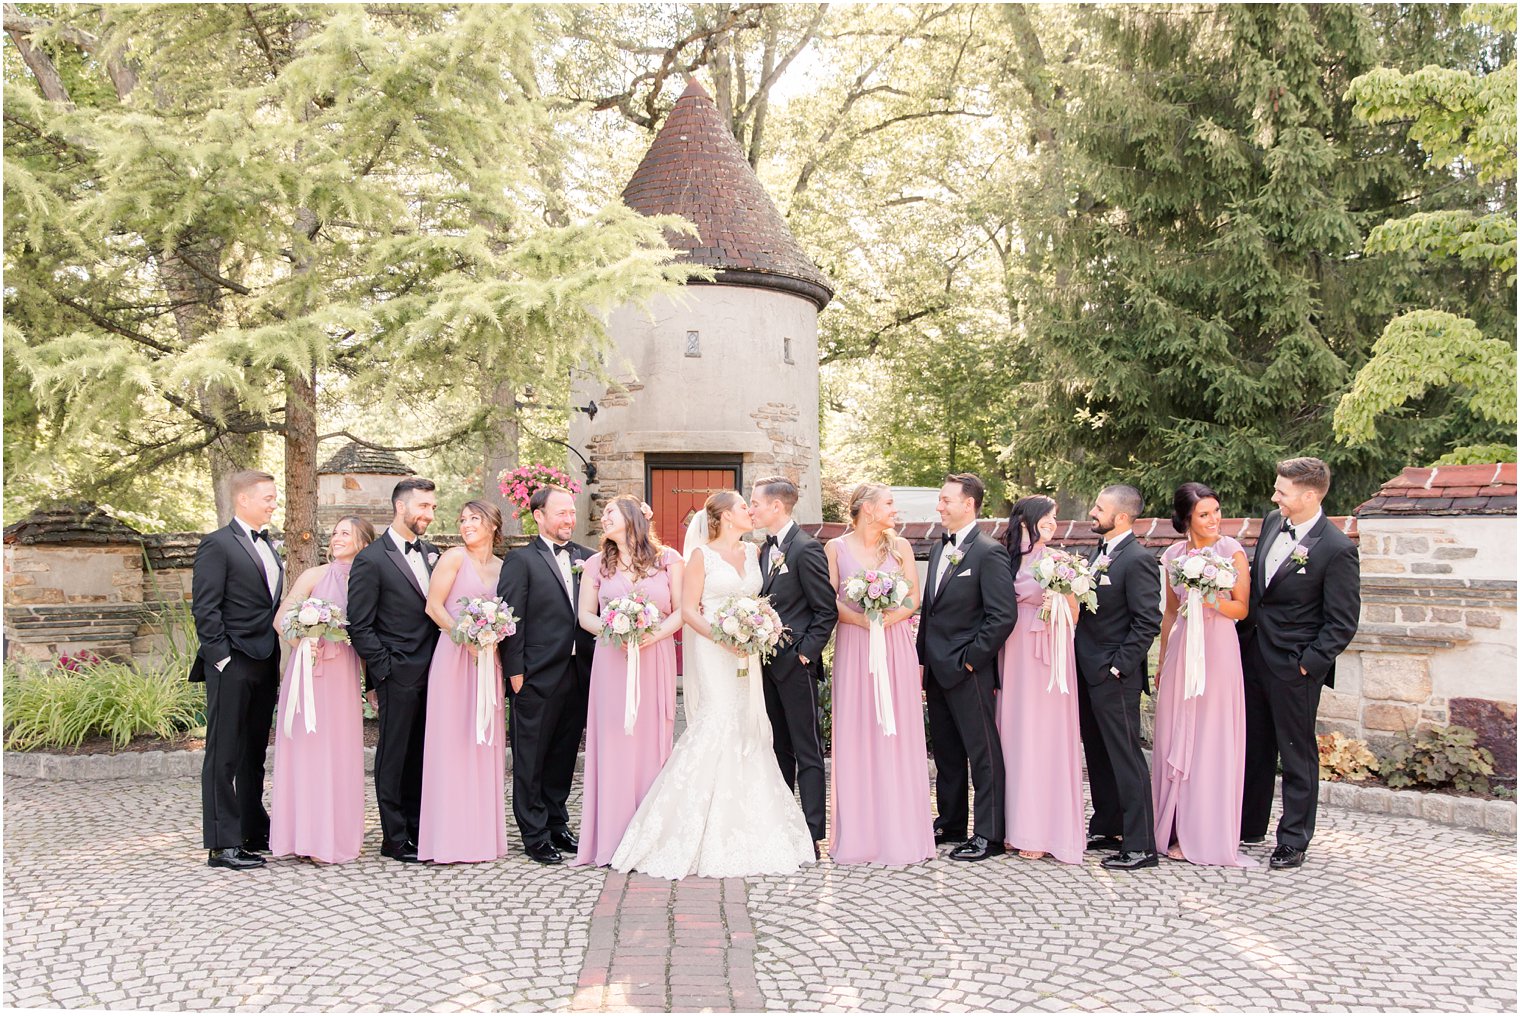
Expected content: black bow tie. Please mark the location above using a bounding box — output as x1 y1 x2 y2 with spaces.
403 540 421 555
1097 541 1109 557
1282 523 1297 541
762 535 778 551
249 528 270 544
941 533 956 547
550 542 570 557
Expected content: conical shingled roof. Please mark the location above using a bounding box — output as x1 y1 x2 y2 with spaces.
622 79 833 310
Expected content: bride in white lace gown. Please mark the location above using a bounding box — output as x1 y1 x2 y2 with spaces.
610 492 816 879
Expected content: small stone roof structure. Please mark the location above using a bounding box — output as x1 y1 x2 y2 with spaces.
1356 463 1517 517
2 502 143 545
317 441 416 476
622 78 834 310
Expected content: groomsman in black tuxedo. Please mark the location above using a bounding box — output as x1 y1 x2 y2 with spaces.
348 477 440 863
917 473 1017 862
750 476 838 856
190 469 285 870
499 485 595 865
1074 484 1163 871
1239 457 1361 870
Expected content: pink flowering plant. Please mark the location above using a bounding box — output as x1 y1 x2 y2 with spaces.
450 596 519 648
1167 546 1239 613
497 465 582 519
280 597 349 644
599 592 662 649
1030 549 1100 620
843 568 913 621
707 595 786 672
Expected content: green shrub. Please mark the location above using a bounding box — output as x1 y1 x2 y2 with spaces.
1381 725 1496 794
3 657 206 751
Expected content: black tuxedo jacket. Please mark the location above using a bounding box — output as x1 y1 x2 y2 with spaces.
1073 533 1162 687
189 522 285 682
759 524 838 672
347 532 441 688
1238 511 1361 688
916 528 1016 688
498 537 596 682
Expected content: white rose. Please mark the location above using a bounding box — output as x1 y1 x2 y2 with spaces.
895 578 909 597
297 605 321 626
721 616 741 636
483 601 497 617
846 579 865 599
1182 555 1207 579
737 598 757 612
611 614 632 634
1071 576 1092 596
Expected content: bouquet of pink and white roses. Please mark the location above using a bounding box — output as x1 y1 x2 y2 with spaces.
279 597 349 737
599 592 663 734
1028 550 1098 695
451 597 519 744
843 569 914 736
1167 546 1239 700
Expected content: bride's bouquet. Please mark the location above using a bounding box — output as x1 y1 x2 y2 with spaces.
279 597 349 737
599 593 663 734
707 595 785 675
1028 550 1098 696
1166 546 1239 701
842 569 913 736
451 596 519 745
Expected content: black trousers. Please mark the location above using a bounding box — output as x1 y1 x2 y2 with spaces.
509 658 588 848
1241 637 1323 849
762 655 827 842
1076 669 1156 853
925 665 1004 843
374 677 427 853
201 650 279 849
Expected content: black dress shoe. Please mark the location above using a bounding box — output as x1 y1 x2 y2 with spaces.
549 828 578 853
1100 850 1159 871
933 829 966 846
813 841 822 860
948 836 1005 862
208 847 265 870
381 844 420 863
242 838 270 854
1240 834 1266 845
1086 835 1123 852
525 841 563 865
1269 845 1306 869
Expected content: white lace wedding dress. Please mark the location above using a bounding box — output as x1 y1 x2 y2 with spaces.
609 541 816 879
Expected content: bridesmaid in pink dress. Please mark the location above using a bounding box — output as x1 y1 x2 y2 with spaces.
996 496 1085 865
417 500 508 864
269 515 373 864
1152 482 1258 868
573 495 684 867
826 483 934 866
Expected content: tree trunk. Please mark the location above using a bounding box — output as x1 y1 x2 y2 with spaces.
483 377 522 536
283 366 319 575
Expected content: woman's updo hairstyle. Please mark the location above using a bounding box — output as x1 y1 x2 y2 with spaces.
705 490 743 540
1171 482 1220 535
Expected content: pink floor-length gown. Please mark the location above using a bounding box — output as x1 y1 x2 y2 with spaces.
574 549 680 867
1152 536 1258 868
996 545 1085 864
269 559 365 863
829 539 934 866
417 560 508 864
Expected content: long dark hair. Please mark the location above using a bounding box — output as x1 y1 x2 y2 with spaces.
600 494 665 579
1171 482 1220 535
1003 495 1057 577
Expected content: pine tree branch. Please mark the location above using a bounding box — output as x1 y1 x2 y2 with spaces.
243 4 282 79
4 4 73 105
50 292 181 355
317 415 490 453
174 250 254 297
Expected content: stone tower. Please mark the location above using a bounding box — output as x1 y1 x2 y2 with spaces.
569 79 833 545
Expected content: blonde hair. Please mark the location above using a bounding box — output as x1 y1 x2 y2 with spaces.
848 483 908 570
705 490 743 540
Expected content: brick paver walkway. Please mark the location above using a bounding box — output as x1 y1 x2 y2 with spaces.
3 772 1514 1011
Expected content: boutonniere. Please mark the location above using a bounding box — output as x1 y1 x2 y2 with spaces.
571 561 585 576
772 552 788 575
946 548 964 567
426 551 439 567
1094 553 1112 574
1289 546 1309 568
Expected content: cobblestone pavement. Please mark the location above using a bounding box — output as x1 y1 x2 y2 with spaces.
4 772 1515 1012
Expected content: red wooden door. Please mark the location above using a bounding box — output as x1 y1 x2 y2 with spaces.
648 466 738 676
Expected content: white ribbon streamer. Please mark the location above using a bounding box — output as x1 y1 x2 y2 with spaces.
867 617 898 735
623 640 641 735
475 641 498 745
1183 587 1207 700
282 637 318 737
681 626 701 721
1045 595 1073 696
740 650 766 756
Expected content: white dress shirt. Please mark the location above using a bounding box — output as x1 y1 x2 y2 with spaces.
933 521 980 592
388 527 431 594
1097 529 1133 558
541 535 577 654
1264 510 1321 585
